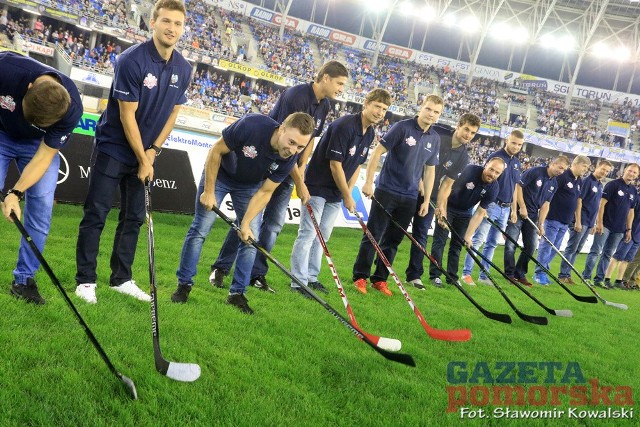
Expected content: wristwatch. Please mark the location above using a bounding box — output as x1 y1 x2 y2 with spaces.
6 188 24 201
149 145 162 156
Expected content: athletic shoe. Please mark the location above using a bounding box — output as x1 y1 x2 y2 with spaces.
252 276 275 293
408 278 426 290
477 277 493 286
558 277 575 285
226 293 253 314
430 277 443 288
461 275 476 286
614 280 626 290
514 276 533 288
11 278 45 305
354 278 368 294
308 281 329 294
75 283 97 304
372 280 393 296
209 268 227 289
171 283 192 303
111 280 151 302
593 281 605 288
290 286 313 299
603 279 612 289
534 273 550 286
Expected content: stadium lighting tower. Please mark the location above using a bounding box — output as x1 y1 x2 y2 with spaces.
368 0 400 67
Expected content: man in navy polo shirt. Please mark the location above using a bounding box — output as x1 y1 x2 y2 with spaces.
75 0 192 304
209 61 348 292
289 89 391 296
462 130 524 286
0 52 82 305
604 198 640 289
404 113 481 290
352 94 444 296
582 163 639 288
533 155 591 285
503 156 569 286
558 160 614 284
429 159 504 287
173 113 315 313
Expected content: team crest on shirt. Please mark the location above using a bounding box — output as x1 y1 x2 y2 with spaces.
631 194 635 201
592 186 598 192
143 73 158 89
550 186 555 191
405 136 417 147
567 182 574 189
466 182 475 190
618 190 625 196
444 160 453 169
349 146 356 156
269 162 279 172
0 95 16 112
361 146 369 157
242 145 258 159
536 179 542 187
316 119 321 131
171 74 178 84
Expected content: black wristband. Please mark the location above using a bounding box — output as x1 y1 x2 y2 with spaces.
149 145 162 156
6 188 24 201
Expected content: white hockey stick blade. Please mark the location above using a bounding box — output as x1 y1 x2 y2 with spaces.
604 301 628 310
166 362 201 382
553 309 573 317
376 337 402 352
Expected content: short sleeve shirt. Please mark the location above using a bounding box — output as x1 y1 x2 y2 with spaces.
602 178 638 233
448 164 499 215
487 148 521 204
547 169 582 224
519 166 558 220
579 174 604 228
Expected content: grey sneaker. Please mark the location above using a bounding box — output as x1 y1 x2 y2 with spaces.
477 277 493 286
430 277 443 288
408 278 426 290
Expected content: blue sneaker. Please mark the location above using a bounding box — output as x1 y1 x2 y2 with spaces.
535 273 550 286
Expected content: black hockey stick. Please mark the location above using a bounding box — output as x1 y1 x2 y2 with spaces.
431 202 548 325
370 196 512 324
525 217 628 310
484 216 597 304
144 181 201 381
211 205 415 367
0 192 137 399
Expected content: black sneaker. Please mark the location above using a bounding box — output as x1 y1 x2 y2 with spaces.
251 276 275 293
209 268 227 289
226 293 253 314
308 281 329 294
603 279 612 289
11 278 45 305
171 283 192 303
290 286 313 300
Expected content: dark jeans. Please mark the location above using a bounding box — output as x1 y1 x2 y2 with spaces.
429 208 470 282
76 151 144 286
405 194 436 281
503 216 539 279
352 188 416 282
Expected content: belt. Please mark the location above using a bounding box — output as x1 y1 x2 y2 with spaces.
496 201 512 207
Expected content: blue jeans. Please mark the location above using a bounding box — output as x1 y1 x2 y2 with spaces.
559 226 591 278
534 219 569 275
0 131 59 284
462 203 510 279
405 194 435 282
176 172 261 294
503 216 539 279
582 227 624 282
76 151 144 286
429 208 470 281
352 188 415 282
613 239 640 262
211 178 294 279
290 196 340 286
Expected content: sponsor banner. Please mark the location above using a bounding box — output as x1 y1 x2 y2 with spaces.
23 41 54 57
607 121 631 138
342 92 406 115
74 112 101 136
249 6 299 30
361 39 413 60
208 0 245 14
305 23 357 46
69 67 113 88
218 59 286 84
6 0 79 23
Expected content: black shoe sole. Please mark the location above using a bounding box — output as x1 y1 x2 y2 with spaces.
10 288 45 305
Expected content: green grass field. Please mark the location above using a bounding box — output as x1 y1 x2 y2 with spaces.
0 203 638 426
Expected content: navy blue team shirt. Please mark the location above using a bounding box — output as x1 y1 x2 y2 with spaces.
218 114 296 185
429 125 469 201
547 168 583 224
447 164 499 215
601 178 638 233
487 147 521 204
305 112 373 203
579 173 604 228
0 51 82 148
519 166 558 220
376 118 441 198
96 40 191 166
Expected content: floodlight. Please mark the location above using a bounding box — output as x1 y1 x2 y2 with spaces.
512 27 529 43
461 15 480 33
399 0 414 15
592 42 608 58
614 46 631 61
539 33 555 48
367 0 391 11
556 34 575 52
443 13 456 27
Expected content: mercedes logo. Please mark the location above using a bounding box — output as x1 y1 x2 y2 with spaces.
57 152 70 184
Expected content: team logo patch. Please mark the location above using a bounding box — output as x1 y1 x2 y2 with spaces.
171 74 178 84
405 136 417 147
550 186 555 191
536 179 542 187
361 146 369 157
618 190 625 196
445 160 453 169
631 194 635 200
0 95 16 112
466 182 475 190
592 186 598 192
316 119 321 131
242 145 258 159
349 146 356 156
269 162 279 172
567 182 573 189
143 73 158 89
427 142 432 149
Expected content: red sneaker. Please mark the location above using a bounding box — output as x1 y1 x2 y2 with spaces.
372 280 393 296
354 278 368 294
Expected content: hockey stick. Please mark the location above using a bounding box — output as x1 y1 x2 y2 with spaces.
305 203 402 351
211 205 415 366
430 203 548 325
0 192 137 399
353 211 472 342
370 196 511 324
144 181 201 381
484 216 597 304
525 217 628 310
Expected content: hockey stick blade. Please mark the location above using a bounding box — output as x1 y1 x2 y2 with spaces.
119 375 138 399
212 205 415 366
604 300 629 310
156 357 202 382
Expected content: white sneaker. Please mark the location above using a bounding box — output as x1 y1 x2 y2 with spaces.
76 283 97 304
111 280 151 302
408 278 426 290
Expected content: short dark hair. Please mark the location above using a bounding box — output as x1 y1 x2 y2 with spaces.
597 159 614 169
510 129 524 139
315 61 348 82
152 0 186 21
553 155 571 166
281 112 315 136
458 113 481 129
365 88 392 106
23 78 70 128
625 163 640 173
